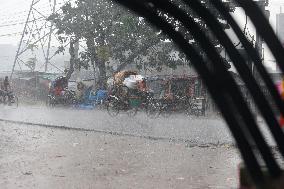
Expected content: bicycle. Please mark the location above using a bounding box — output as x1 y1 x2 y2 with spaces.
1 91 18 107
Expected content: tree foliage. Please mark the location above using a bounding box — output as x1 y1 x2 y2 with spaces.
49 0 234 85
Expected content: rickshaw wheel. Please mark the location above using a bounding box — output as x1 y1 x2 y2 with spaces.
11 95 18 108
159 102 172 118
145 100 160 118
107 100 119 117
160 109 171 118
46 96 55 107
126 107 138 117
186 102 199 117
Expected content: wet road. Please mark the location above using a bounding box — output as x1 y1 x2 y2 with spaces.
0 105 275 146
0 122 240 189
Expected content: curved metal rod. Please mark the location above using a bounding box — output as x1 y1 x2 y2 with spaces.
235 0 284 73
185 0 284 158
112 0 265 185
211 0 284 119
147 0 281 177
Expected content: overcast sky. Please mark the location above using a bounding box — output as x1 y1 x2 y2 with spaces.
0 0 283 43
0 0 283 69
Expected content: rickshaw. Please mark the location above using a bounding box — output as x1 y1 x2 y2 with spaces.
46 76 76 106
149 76 203 117
75 86 108 109
106 71 154 117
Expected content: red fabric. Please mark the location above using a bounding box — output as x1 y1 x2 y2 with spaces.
280 81 284 128
54 86 63 96
137 80 147 91
280 116 284 128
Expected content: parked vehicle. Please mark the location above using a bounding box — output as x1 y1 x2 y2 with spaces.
76 86 108 109
107 71 158 117
146 76 205 117
46 76 76 106
158 95 201 118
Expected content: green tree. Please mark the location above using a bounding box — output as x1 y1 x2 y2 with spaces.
49 0 234 86
49 0 172 86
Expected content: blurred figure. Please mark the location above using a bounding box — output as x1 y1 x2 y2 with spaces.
2 76 12 105
52 76 67 96
54 85 64 96
3 76 10 92
163 80 173 101
75 81 86 103
0 79 4 102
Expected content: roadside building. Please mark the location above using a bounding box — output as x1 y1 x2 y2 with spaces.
276 12 284 45
10 71 59 101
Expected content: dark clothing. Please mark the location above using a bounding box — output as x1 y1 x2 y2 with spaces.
1 79 11 104
3 80 10 91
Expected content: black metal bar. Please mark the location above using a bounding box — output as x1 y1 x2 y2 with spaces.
112 0 266 186
185 0 284 159
145 0 281 178
235 0 284 74
211 0 284 133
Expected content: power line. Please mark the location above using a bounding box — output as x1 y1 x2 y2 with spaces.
0 32 22 38
0 13 55 36
0 4 64 27
0 18 46 28
10 0 71 75
0 0 65 25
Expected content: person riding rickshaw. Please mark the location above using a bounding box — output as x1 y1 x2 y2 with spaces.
106 71 154 116
113 71 151 101
50 76 68 96
47 76 75 106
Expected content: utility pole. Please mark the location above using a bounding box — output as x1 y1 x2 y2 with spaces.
11 0 69 79
228 0 269 66
228 0 269 112
254 0 269 75
250 0 269 113
10 0 36 79
74 40 80 80
45 0 57 73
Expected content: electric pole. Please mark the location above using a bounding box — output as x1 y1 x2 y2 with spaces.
10 0 36 79
74 40 80 80
228 0 269 112
11 0 68 79
228 0 269 66
254 0 269 75
45 0 57 73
